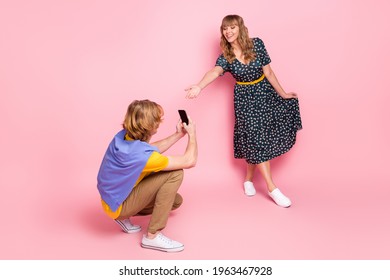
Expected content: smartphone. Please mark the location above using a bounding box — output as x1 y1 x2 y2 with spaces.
178 110 189 125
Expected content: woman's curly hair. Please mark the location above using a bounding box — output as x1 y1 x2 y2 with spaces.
220 15 256 64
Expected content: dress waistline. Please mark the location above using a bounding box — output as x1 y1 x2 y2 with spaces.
236 74 265 85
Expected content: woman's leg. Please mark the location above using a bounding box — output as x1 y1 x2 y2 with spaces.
245 163 256 182
243 164 257 196
256 161 276 192
257 161 291 207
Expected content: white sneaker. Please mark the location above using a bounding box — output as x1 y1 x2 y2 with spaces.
114 218 141 233
268 188 292 208
244 181 256 196
141 233 184 252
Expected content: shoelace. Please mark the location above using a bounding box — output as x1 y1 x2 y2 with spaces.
117 219 138 231
123 220 134 229
157 234 174 245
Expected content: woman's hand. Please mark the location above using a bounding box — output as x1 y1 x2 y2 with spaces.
185 85 202 99
185 66 223 99
282 92 298 99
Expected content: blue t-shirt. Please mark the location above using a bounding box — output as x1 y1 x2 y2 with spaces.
97 130 159 211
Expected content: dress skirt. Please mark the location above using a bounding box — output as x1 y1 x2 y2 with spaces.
233 78 302 164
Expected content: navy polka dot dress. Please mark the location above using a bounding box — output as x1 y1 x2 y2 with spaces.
216 37 302 164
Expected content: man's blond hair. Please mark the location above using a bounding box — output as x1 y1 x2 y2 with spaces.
123 100 163 141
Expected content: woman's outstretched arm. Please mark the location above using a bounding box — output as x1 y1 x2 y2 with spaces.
185 66 224 99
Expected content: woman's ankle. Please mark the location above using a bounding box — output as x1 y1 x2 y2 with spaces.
267 185 277 192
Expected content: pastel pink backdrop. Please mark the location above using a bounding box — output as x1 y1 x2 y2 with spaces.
1 0 389 259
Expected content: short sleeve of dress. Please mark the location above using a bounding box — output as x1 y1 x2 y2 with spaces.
254 37 271 66
215 54 229 75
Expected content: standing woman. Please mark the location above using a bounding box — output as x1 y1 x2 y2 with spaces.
185 15 302 207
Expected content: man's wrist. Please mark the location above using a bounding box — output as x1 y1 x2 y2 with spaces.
188 132 196 140
175 131 186 138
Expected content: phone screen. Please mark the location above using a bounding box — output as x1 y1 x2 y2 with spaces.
178 110 189 125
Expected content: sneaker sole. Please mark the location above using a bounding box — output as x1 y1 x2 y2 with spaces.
270 199 292 208
141 244 184 253
277 203 291 208
269 198 292 208
245 192 256 196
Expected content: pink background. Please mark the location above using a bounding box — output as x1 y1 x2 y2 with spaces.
1 0 390 259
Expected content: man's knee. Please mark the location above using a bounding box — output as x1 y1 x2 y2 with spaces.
171 169 184 180
166 169 184 185
172 193 183 210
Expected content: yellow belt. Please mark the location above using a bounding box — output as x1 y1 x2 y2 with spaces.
236 74 265 85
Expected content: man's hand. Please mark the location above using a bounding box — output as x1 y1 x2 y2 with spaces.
176 119 187 136
182 116 196 138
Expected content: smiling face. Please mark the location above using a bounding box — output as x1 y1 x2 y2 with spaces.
222 23 240 44
220 15 246 47
219 15 254 63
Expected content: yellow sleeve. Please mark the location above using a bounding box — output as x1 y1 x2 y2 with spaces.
133 151 168 186
142 151 169 172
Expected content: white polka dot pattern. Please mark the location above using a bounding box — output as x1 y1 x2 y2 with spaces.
215 38 302 164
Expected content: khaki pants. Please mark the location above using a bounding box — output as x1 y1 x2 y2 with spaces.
117 169 184 234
